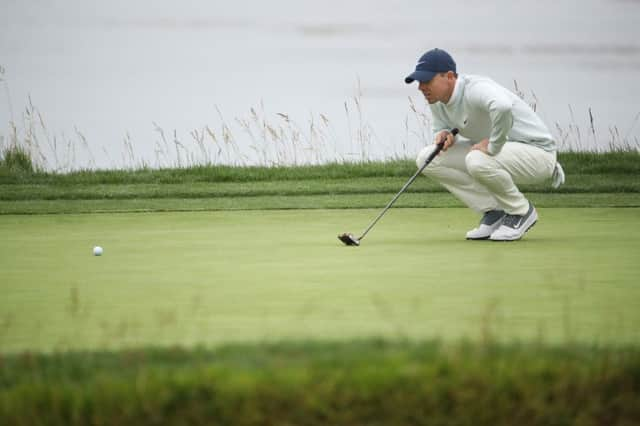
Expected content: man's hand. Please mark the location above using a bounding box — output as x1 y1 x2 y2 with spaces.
435 130 456 152
471 138 490 154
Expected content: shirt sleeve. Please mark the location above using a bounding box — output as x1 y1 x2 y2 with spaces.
467 82 514 155
429 104 449 143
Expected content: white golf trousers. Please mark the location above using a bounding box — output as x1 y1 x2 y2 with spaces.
416 140 557 215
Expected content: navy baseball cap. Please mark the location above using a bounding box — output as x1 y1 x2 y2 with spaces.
404 48 456 84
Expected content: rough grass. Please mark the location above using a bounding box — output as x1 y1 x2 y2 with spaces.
1 193 639 215
1 151 638 185
1 340 639 425
0 144 36 177
0 152 639 215
1 174 639 202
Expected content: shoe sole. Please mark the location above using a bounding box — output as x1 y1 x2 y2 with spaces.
490 220 537 242
465 216 506 241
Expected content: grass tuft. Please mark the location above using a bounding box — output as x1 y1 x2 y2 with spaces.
0 144 37 178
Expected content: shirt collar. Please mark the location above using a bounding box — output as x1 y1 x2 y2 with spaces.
445 75 464 107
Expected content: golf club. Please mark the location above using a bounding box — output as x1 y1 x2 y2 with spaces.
338 128 459 246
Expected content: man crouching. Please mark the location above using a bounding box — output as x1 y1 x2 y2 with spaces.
406 48 565 241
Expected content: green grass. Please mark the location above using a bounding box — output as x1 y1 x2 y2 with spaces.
2 152 639 424
2 208 639 354
1 193 639 215
1 151 638 185
0 144 36 177
2 340 639 425
0 151 638 215
1 174 639 202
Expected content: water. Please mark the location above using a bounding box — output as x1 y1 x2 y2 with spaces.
2 0 639 170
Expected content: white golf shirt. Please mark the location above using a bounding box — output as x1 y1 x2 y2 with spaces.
430 74 556 155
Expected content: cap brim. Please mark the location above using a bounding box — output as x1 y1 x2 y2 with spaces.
404 70 437 84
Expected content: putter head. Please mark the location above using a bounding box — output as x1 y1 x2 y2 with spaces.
338 233 360 246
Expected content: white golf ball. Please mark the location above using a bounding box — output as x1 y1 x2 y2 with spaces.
93 246 103 256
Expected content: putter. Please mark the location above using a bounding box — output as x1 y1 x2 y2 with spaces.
338 128 459 246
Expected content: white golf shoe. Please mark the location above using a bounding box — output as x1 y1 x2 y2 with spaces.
489 202 538 241
466 210 506 240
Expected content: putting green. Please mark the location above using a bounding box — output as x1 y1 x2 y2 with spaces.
1 208 639 353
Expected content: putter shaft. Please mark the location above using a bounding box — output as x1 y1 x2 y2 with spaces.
355 128 459 242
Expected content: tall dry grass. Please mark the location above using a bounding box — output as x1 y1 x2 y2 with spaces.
2 66 639 173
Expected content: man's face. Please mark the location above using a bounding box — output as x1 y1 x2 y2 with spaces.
418 72 455 104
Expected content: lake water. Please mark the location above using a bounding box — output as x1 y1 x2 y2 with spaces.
2 0 639 170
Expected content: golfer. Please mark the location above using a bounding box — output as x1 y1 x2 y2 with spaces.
406 48 564 241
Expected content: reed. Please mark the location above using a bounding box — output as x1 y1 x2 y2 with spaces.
1 69 638 174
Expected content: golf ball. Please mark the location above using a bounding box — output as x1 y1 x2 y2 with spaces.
93 246 103 256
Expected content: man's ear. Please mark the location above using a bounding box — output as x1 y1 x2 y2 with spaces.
447 70 457 80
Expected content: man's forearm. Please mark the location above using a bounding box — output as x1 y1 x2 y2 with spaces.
486 99 514 155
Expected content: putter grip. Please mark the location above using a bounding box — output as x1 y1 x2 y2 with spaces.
437 128 459 149
424 128 459 163
416 127 461 175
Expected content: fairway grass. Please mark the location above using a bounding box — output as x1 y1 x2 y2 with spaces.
1 208 639 353
1 193 640 214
